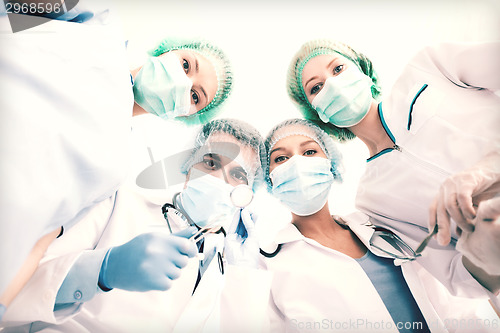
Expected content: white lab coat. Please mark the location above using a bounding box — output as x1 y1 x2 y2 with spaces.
0 1 134 296
0 184 272 332
355 42 500 299
260 212 498 333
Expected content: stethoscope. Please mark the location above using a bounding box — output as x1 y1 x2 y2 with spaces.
161 184 254 242
161 184 254 276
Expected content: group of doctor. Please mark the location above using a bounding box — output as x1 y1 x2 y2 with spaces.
1 2 499 332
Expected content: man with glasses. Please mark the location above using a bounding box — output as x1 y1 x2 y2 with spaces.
1 119 271 333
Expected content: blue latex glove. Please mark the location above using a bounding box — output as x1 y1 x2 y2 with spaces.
224 208 259 268
0 303 6 321
99 227 198 292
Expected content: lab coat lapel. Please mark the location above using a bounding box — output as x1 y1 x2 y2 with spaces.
343 211 375 250
173 234 226 333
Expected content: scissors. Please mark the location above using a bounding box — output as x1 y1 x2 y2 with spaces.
189 224 226 243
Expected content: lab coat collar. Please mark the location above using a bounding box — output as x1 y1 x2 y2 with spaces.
272 223 303 245
271 211 375 248
377 102 396 144
341 211 374 250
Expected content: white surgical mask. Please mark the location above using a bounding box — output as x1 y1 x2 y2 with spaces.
311 65 372 128
133 53 194 120
270 155 334 216
180 168 238 228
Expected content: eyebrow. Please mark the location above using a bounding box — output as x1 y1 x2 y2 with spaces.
200 86 208 105
205 153 221 161
300 139 318 147
269 139 319 157
303 57 340 92
194 55 199 73
269 146 284 157
326 58 337 70
304 76 318 92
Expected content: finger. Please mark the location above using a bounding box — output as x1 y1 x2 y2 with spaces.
155 277 173 291
444 191 468 229
172 226 197 239
457 177 477 218
446 192 474 233
169 236 198 257
227 209 242 235
165 265 182 280
428 196 439 233
436 197 452 246
456 189 477 226
171 253 189 269
240 208 256 236
454 210 475 233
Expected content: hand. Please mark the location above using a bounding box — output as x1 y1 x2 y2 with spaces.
456 197 500 276
429 151 500 246
224 208 259 268
99 227 198 292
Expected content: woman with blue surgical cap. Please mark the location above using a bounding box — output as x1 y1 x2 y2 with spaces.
0 118 271 333
131 37 233 125
286 40 500 302
260 119 460 333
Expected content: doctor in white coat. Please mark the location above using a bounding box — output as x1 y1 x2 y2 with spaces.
285 40 500 301
0 0 234 316
0 0 134 313
0 118 271 333
259 119 497 333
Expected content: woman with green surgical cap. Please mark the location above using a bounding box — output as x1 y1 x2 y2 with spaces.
132 37 233 126
286 40 500 303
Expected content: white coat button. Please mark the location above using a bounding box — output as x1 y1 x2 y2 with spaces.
73 290 83 300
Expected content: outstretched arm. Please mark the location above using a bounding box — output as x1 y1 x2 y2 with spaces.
0 227 61 320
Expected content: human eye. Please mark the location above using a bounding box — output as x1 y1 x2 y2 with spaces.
191 90 199 105
333 64 344 75
230 168 248 185
274 155 288 164
310 83 323 95
303 149 317 156
202 154 220 170
182 59 189 74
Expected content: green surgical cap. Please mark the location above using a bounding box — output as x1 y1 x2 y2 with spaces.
286 39 382 141
262 118 343 192
151 37 233 126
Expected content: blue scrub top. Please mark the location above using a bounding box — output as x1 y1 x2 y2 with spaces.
356 251 430 333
